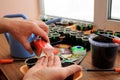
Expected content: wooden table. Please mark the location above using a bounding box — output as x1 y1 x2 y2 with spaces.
0 34 120 80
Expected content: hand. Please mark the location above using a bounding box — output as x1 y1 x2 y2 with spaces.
23 55 82 80
1 18 49 53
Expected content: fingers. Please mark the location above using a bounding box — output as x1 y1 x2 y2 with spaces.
42 57 48 66
47 55 54 67
34 55 61 68
33 26 50 43
34 57 45 68
53 56 61 67
47 55 62 67
35 56 48 67
35 20 49 34
33 21 50 43
63 65 82 77
36 55 61 67
36 57 45 65
19 37 33 53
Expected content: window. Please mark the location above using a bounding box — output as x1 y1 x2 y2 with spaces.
40 0 120 32
110 0 120 20
40 0 94 22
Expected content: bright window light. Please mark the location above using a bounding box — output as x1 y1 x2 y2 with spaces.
43 0 94 22
111 0 120 19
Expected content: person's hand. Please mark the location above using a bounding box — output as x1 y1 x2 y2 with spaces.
1 18 49 53
23 55 82 80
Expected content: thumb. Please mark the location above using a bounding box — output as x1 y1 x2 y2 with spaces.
63 65 82 78
20 38 33 54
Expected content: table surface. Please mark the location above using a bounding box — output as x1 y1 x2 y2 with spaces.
0 34 120 80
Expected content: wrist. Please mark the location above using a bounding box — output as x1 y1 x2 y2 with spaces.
0 18 12 33
23 76 42 80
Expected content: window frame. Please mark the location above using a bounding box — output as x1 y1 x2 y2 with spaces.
108 0 120 21
108 0 112 20
94 0 120 32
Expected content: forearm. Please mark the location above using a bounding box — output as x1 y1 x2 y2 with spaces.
0 18 10 33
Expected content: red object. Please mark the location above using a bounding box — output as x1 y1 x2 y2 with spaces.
53 49 60 55
31 39 47 56
115 68 120 72
112 38 120 44
0 59 14 64
0 58 25 64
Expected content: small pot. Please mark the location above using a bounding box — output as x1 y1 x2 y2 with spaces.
25 58 38 68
